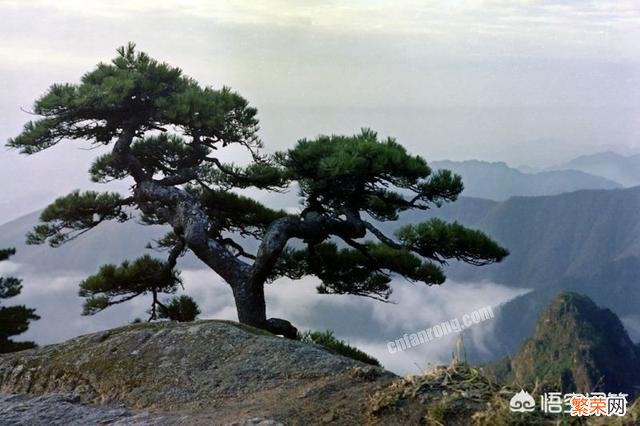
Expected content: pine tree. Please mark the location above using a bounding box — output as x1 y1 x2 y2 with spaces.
78 255 182 321
7 44 508 338
157 295 201 322
0 248 39 353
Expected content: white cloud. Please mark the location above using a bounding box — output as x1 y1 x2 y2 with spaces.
0 260 21 275
8 260 526 375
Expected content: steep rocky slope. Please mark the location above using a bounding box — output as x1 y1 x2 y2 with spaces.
495 292 640 398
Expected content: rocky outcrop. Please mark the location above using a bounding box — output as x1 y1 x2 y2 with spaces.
2 312 639 425
0 393 169 425
507 292 640 397
0 320 393 425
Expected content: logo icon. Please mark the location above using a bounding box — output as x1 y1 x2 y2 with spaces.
510 390 536 412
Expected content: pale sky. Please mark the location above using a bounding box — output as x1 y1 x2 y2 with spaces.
1 0 639 221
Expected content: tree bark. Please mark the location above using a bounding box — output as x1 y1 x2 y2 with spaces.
232 280 298 339
232 281 267 328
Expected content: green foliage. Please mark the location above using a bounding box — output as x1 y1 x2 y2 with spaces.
0 276 22 300
269 128 504 300
8 43 259 153
397 218 509 266
282 242 447 301
0 247 16 262
27 190 130 247
197 188 289 238
415 169 464 206
90 133 202 183
298 329 380 366
0 248 39 353
282 129 467 218
200 159 291 191
284 129 437 216
158 295 201 322
366 243 446 284
80 255 181 316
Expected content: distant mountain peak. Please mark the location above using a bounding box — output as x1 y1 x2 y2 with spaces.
509 292 640 397
434 159 510 167
429 159 622 201
571 150 627 161
551 151 640 187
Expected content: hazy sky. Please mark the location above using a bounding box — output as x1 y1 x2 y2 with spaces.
1 0 640 221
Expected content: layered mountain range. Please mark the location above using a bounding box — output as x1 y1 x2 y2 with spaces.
549 151 640 187
424 187 640 361
431 159 621 201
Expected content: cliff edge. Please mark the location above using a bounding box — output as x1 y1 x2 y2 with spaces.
0 320 393 424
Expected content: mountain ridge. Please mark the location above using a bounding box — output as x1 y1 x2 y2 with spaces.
494 292 640 398
435 186 640 290
431 159 622 201
549 150 640 187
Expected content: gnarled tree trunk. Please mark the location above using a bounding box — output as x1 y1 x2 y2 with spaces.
122 130 361 340
232 281 298 339
117 135 300 338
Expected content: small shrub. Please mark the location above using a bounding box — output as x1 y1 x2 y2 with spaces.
298 329 381 366
158 295 201 322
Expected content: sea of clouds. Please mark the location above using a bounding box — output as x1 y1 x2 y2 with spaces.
2 258 529 374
